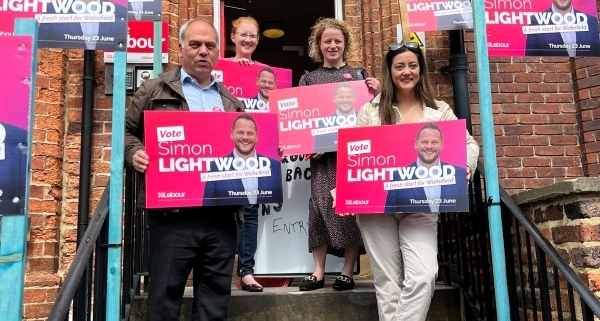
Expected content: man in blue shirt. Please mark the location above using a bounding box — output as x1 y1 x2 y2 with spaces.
124 18 245 321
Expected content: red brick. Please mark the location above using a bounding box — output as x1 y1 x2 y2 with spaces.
549 136 579 146
497 63 526 73
546 94 574 103
552 156 581 167
516 93 544 103
535 146 565 156
519 114 548 124
531 103 560 114
504 125 533 135
23 303 54 319
500 104 531 114
505 168 536 178
520 136 549 146
533 125 564 135
536 167 566 178
523 157 551 167
505 146 534 157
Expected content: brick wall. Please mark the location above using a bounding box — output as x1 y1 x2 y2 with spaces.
573 56 600 177
571 0 600 177
24 48 67 319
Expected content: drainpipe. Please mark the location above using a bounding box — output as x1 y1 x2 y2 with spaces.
74 49 95 321
442 30 472 133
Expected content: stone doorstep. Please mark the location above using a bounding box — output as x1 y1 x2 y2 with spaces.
130 282 461 321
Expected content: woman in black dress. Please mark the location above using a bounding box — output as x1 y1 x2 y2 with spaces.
298 18 380 291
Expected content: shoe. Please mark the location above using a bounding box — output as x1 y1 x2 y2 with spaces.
332 275 355 291
299 275 324 291
241 280 264 292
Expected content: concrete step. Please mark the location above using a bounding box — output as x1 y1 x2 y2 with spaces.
129 281 462 321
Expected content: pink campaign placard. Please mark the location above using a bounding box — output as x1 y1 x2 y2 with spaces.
212 59 292 113
485 0 600 57
0 35 33 215
270 81 374 156
407 0 474 32
144 111 283 209
336 120 468 214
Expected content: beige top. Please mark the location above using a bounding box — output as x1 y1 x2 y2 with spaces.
355 94 480 172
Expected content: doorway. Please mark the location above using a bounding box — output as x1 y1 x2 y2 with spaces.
220 0 336 85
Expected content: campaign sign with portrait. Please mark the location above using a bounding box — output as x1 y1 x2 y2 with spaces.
335 119 468 214
407 0 473 32
104 21 168 63
0 0 127 49
212 59 292 113
144 111 283 209
127 0 161 21
485 0 600 57
0 36 33 215
270 80 374 156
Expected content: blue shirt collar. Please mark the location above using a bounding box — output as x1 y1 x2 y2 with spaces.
180 67 221 92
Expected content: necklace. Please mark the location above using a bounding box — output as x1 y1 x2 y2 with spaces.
403 103 419 124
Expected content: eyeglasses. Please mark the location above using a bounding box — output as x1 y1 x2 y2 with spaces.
389 42 419 51
237 33 258 40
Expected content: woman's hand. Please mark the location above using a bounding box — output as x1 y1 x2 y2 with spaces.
306 153 324 160
466 166 472 181
236 58 254 66
279 143 284 160
365 77 381 96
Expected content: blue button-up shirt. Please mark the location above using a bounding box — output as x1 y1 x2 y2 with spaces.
180 68 224 112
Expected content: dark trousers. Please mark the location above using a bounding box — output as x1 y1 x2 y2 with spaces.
146 208 237 321
237 204 259 277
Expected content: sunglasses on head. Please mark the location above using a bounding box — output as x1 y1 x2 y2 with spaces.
388 42 419 51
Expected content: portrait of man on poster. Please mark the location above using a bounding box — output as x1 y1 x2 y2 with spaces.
243 67 277 112
314 83 358 151
202 113 282 206
384 123 467 213
525 0 600 57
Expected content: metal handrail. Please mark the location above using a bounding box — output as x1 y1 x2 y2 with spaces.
498 187 600 316
47 185 110 321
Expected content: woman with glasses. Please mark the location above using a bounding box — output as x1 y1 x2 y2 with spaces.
228 16 262 66
297 18 380 292
352 42 479 320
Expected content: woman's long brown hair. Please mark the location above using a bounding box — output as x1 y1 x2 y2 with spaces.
378 46 437 125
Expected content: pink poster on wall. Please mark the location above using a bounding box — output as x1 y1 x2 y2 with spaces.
407 0 474 32
485 0 600 57
104 21 168 63
0 35 33 215
270 80 374 156
144 111 283 209
212 59 292 113
0 0 128 50
335 120 468 214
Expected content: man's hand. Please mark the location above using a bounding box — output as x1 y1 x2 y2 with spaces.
133 150 149 173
